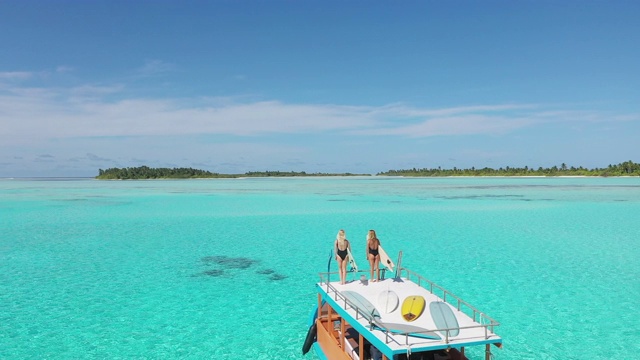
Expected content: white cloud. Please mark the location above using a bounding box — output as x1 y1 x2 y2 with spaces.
0 71 33 81
69 84 125 99
136 60 176 77
1 77 638 148
369 103 535 118
360 114 534 137
56 66 74 73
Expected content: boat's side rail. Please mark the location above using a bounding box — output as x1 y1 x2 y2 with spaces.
399 268 500 333
377 321 497 345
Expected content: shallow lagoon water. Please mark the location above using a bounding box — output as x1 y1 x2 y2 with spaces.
1 177 639 359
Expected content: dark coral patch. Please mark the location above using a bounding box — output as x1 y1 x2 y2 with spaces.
269 273 288 281
202 269 224 277
257 269 275 275
201 255 259 269
224 257 258 269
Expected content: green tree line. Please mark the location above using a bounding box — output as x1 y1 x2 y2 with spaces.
96 166 231 179
96 166 366 179
97 161 640 179
378 160 640 177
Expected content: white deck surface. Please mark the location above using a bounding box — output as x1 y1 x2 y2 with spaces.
319 275 502 353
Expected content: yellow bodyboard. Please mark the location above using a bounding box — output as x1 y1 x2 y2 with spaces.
401 295 426 322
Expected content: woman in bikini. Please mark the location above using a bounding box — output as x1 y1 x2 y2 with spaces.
366 229 381 282
335 229 351 285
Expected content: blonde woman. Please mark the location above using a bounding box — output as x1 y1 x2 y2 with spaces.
366 230 381 282
334 229 351 285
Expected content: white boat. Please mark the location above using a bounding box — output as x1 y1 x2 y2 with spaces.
302 253 502 360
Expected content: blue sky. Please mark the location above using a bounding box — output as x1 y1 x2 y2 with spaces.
1 1 639 177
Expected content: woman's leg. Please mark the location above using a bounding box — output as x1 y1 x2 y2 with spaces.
342 260 348 284
368 254 375 281
374 255 380 280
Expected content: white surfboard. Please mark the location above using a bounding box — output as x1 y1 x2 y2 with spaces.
377 290 399 314
346 248 358 272
378 245 394 272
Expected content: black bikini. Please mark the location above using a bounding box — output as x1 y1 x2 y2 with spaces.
369 247 379 256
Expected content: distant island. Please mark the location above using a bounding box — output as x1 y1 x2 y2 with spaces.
378 160 640 177
96 161 640 179
96 166 367 179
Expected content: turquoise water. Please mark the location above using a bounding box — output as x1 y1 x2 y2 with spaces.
1 177 639 359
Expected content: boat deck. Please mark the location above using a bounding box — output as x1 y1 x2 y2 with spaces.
315 269 502 358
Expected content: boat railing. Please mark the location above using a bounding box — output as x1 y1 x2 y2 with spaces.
318 268 500 344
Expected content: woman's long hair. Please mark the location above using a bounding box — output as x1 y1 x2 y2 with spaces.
336 229 346 248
